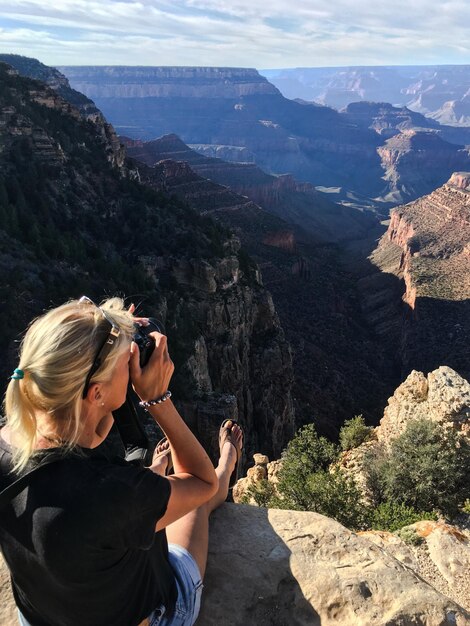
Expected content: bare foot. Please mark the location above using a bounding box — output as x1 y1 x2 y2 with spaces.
150 438 171 476
220 421 243 469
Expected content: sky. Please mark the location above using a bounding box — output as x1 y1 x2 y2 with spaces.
0 0 469 68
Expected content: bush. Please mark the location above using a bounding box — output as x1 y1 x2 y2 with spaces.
368 500 437 532
339 415 374 451
300 470 367 529
245 424 367 529
242 479 279 508
370 419 470 517
396 526 425 546
275 424 338 510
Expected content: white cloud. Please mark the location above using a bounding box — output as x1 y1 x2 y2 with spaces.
0 0 469 66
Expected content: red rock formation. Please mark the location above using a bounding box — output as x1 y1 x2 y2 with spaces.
369 173 470 379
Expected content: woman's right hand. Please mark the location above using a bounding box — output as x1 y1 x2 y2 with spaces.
129 332 174 402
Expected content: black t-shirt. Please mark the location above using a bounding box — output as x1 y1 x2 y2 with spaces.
0 436 177 626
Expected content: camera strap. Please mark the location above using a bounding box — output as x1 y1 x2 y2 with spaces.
112 385 152 466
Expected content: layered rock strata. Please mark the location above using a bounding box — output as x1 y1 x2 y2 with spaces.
58 64 470 208
366 174 470 380
124 133 377 243
0 54 125 170
58 65 387 206
132 145 394 437
377 130 470 204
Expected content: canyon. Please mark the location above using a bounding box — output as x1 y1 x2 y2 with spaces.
57 64 470 209
365 173 470 383
1 54 469 450
0 59 296 464
262 65 470 127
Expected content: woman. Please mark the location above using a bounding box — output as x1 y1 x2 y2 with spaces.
0 296 243 626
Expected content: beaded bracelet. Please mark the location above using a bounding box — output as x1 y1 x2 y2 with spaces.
139 390 172 410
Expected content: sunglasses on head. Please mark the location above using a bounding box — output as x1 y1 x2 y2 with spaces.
79 296 121 399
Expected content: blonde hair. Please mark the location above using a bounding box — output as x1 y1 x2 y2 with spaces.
4 297 136 471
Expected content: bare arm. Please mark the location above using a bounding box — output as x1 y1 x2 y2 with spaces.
129 333 218 530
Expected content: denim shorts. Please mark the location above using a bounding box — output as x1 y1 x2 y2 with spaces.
18 544 203 626
149 543 203 626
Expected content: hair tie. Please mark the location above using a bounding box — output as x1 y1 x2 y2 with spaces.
11 368 24 380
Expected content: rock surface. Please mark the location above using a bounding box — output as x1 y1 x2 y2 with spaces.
198 504 469 625
124 134 376 243
2 505 468 625
361 520 470 612
377 366 470 445
262 65 470 131
367 173 470 381
337 366 470 499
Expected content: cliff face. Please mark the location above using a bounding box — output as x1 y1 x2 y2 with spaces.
58 65 470 210
377 130 470 204
368 173 470 380
129 140 396 437
0 54 125 171
263 65 470 129
341 100 470 146
376 366 470 446
0 61 295 462
59 65 387 206
56 66 280 99
124 134 377 243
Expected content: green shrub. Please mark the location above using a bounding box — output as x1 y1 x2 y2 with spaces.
370 419 470 517
275 424 338 510
368 500 437 532
339 415 374 451
248 424 367 529
241 479 279 508
301 470 367 529
396 526 425 546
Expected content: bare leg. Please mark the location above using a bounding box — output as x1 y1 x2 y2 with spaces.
165 423 243 579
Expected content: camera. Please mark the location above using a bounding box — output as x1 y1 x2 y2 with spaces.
112 317 164 465
133 318 162 367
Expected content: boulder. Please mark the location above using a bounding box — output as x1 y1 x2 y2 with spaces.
198 504 470 626
377 366 470 446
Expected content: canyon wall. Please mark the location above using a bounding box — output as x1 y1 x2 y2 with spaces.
367 173 470 381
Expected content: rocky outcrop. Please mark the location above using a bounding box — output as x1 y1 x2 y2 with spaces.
376 366 470 445
0 55 125 170
341 100 470 148
377 130 470 204
341 101 441 137
336 366 470 504
199 504 469 625
2 505 468 625
362 520 470 612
